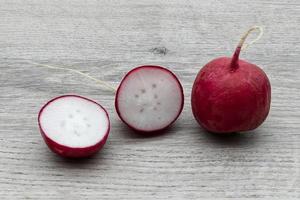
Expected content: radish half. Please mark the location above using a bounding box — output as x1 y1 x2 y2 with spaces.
115 65 184 132
38 95 110 158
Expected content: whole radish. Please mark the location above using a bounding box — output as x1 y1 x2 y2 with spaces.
191 26 271 133
38 95 110 158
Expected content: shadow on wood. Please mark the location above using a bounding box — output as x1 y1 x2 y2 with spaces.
199 126 262 148
42 147 109 168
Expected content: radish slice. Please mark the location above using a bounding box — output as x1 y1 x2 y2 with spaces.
38 95 110 158
115 65 184 132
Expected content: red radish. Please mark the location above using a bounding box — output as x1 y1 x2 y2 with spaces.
115 65 184 132
191 26 271 133
38 95 110 158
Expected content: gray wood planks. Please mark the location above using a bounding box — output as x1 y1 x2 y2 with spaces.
0 0 299 199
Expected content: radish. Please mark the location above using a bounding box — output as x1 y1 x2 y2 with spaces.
191 26 271 133
115 65 184 132
38 95 110 158
31 62 184 134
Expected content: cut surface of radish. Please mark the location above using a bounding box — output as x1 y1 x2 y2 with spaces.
115 66 184 132
38 95 110 157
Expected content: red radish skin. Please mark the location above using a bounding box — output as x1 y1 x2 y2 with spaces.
40 131 109 158
191 27 271 133
38 95 110 158
115 65 184 133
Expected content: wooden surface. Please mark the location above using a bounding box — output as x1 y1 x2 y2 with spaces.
1 0 300 199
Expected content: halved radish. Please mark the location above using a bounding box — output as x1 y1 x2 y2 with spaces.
38 95 110 158
115 65 184 132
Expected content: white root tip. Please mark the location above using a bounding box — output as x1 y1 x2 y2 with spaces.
27 61 117 93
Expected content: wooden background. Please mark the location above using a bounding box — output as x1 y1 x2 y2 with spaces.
1 0 299 199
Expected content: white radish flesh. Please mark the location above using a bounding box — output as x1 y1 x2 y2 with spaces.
115 66 184 132
38 95 110 157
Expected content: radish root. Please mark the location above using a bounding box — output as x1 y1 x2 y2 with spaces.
230 26 264 69
238 26 264 51
28 61 117 93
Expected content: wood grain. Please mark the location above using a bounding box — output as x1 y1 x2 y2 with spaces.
0 0 300 199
